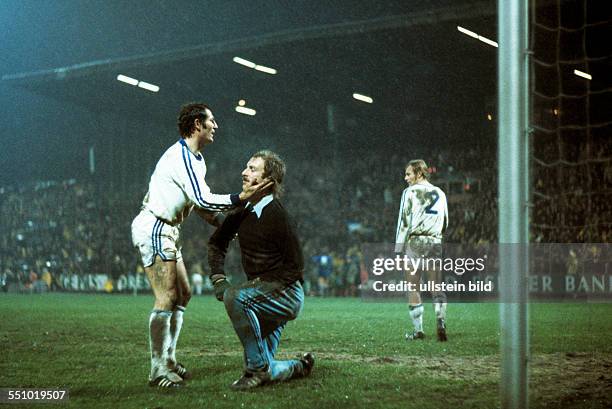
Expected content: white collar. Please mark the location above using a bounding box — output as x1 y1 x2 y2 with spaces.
250 194 274 218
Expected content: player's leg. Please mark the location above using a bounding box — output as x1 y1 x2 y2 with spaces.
407 293 425 340
405 268 424 340
250 296 313 384
132 214 182 387
260 320 284 362
427 268 447 341
145 257 182 386
167 258 192 378
262 322 296 381
224 280 307 389
260 286 313 382
259 321 314 382
404 241 425 340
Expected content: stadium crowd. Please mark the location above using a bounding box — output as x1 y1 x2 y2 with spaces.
1 139 608 295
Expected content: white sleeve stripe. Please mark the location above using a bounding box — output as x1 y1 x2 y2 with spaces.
180 145 202 204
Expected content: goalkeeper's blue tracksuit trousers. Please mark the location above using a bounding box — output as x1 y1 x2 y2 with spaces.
224 278 304 380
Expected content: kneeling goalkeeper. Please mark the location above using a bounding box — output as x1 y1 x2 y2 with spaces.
207 150 314 390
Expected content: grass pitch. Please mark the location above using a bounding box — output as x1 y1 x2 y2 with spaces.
1 294 611 409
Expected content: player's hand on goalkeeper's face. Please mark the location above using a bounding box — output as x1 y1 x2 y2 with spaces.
212 277 231 301
238 177 274 202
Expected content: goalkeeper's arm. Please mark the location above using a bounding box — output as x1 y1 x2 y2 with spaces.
208 243 232 301
207 209 242 301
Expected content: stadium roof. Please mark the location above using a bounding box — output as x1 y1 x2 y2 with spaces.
2 1 498 125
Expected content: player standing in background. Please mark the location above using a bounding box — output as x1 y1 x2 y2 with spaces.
131 103 270 388
395 159 449 341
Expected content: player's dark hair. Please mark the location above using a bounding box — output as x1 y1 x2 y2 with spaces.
407 159 430 180
252 150 286 198
177 103 211 138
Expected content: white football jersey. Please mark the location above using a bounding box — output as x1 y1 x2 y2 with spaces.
395 180 448 247
140 139 239 226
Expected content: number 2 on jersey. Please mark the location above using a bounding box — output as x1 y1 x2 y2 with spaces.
425 191 439 214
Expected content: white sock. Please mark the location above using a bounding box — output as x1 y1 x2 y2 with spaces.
435 302 447 320
409 304 424 333
168 306 185 366
149 310 172 380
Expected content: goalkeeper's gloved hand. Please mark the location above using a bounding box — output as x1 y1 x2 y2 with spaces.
212 277 231 301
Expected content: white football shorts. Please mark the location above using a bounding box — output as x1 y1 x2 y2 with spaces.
131 210 183 267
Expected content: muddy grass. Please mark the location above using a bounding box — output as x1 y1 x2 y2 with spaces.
186 348 612 407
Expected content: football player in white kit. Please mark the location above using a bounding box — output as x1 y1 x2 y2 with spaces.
131 103 270 387
395 159 449 341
